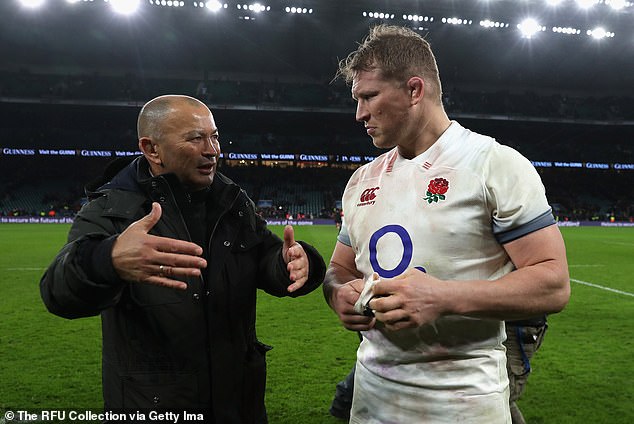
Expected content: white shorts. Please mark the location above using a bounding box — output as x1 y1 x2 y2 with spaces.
350 360 511 424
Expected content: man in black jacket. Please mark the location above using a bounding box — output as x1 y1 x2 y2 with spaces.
40 94 326 423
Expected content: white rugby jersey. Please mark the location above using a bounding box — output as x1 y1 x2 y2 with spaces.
338 121 554 423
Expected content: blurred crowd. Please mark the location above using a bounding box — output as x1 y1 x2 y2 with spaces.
1 69 632 223
1 157 632 223
1 69 632 121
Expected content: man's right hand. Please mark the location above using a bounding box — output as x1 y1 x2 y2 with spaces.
111 202 207 290
330 278 376 331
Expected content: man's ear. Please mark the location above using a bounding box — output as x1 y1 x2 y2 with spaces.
139 137 161 165
407 77 425 105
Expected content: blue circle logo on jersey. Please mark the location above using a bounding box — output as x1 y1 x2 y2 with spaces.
369 224 426 278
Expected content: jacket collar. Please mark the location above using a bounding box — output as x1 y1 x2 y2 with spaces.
94 155 243 214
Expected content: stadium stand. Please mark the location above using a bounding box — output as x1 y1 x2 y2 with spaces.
0 1 632 224
1 69 632 121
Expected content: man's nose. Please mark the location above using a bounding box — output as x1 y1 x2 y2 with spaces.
202 137 219 156
355 102 368 123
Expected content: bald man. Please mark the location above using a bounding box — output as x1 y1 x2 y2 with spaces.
40 95 326 423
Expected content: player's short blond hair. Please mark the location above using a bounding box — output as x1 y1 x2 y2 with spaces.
337 25 443 104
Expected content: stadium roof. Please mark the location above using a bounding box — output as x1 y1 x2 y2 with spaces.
1 0 633 93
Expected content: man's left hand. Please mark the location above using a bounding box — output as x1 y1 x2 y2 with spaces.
282 225 309 292
368 268 446 331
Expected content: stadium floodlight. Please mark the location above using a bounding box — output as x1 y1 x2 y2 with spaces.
152 1 184 7
518 18 544 38
480 19 510 28
19 0 46 7
606 0 627 10
589 27 606 39
404 14 433 22
364 11 395 20
285 6 312 14
587 27 614 39
238 3 268 12
248 3 268 12
108 0 141 15
441 17 472 25
205 0 223 11
552 26 582 35
576 0 599 9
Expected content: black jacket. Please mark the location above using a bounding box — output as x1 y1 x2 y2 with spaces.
40 157 326 423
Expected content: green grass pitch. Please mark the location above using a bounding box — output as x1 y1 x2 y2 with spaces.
0 224 632 423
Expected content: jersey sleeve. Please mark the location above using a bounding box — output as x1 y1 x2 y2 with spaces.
336 165 366 248
485 144 555 244
337 222 352 246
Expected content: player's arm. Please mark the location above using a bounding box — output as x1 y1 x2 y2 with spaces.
484 223 570 318
324 241 375 331
440 224 570 319
369 224 570 330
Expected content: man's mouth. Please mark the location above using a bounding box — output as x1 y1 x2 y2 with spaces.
197 163 214 174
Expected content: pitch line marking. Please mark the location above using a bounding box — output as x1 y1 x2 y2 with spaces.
571 278 634 298
601 241 634 247
6 267 46 271
568 264 604 268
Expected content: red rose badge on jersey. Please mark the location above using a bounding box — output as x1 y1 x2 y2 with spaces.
423 177 449 204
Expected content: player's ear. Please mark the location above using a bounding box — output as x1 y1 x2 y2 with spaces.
139 137 162 166
407 77 425 105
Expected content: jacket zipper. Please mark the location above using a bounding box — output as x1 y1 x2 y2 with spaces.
206 189 241 262
159 178 204 288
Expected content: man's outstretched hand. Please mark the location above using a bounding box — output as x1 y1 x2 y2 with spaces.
111 202 207 290
282 225 310 292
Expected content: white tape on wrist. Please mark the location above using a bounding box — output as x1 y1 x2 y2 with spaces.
354 273 381 316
